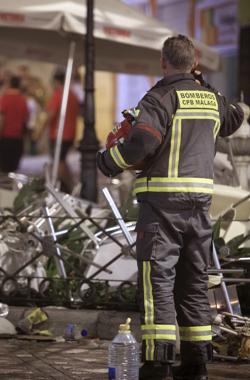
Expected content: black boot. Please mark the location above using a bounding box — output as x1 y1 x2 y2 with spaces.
139 361 172 380
172 364 208 380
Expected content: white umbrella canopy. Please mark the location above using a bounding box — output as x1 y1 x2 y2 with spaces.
0 0 220 74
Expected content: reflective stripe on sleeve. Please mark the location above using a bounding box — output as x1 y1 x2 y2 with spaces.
134 177 214 195
110 145 130 169
179 325 212 342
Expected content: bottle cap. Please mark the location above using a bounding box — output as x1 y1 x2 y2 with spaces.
119 317 131 333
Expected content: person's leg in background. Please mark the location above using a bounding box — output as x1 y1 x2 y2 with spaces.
173 209 212 380
50 140 74 193
0 138 23 172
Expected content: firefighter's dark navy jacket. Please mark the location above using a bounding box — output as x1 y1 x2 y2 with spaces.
99 73 244 209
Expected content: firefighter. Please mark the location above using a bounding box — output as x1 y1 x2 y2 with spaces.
97 35 244 380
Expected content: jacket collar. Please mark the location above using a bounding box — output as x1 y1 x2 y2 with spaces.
162 73 195 86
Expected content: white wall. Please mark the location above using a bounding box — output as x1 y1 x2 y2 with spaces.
115 74 154 121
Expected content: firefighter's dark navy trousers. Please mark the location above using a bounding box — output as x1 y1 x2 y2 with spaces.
136 201 212 364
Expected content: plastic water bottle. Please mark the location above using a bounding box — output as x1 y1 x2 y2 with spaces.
108 317 139 380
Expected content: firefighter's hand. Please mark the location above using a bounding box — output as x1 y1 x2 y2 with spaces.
96 149 123 177
96 150 112 177
192 70 205 86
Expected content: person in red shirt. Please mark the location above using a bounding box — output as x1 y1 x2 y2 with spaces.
0 75 29 172
44 69 79 193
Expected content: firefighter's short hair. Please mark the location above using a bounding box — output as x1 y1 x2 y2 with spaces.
162 34 195 71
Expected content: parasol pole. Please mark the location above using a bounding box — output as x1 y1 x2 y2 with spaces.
51 40 76 188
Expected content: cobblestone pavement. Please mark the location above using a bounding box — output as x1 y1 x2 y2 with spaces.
0 338 249 380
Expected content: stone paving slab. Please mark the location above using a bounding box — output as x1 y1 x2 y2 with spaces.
0 338 249 380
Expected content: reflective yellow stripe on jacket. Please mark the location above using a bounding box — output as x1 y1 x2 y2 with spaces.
110 145 130 169
168 116 182 178
134 177 214 195
168 108 220 178
175 109 221 140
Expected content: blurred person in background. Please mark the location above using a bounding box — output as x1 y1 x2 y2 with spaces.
41 68 79 193
0 66 11 96
22 81 40 156
71 66 84 115
0 75 29 173
18 65 44 155
18 64 31 93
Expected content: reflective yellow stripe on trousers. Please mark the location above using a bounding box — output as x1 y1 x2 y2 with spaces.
143 261 155 360
142 262 176 360
179 325 212 342
142 324 176 341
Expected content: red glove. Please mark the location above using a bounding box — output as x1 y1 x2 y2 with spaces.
106 119 132 149
105 109 146 171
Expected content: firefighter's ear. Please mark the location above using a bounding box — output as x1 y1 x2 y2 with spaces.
160 57 167 71
191 60 199 73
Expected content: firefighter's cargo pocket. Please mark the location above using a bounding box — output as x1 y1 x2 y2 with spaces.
135 222 160 261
